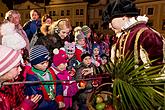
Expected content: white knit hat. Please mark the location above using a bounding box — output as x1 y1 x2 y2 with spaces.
0 22 26 50
0 45 22 76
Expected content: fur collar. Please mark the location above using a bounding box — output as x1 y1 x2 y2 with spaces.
122 15 149 30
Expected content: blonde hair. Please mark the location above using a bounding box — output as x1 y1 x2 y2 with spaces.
48 18 72 35
5 10 20 21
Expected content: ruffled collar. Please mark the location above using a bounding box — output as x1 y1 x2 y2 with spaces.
122 15 149 30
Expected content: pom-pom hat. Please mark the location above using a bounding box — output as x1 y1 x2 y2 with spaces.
1 22 26 50
29 45 50 65
0 45 22 76
53 48 68 67
102 0 139 25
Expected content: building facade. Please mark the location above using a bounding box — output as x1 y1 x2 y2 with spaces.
5 0 164 35
46 0 88 27
0 0 9 22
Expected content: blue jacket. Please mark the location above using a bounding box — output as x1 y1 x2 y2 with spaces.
24 67 63 110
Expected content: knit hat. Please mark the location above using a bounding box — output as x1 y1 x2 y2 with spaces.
81 25 91 36
0 45 22 76
100 53 108 60
1 22 26 50
102 0 139 25
75 32 85 42
53 48 68 67
29 45 50 65
92 43 100 51
81 51 91 61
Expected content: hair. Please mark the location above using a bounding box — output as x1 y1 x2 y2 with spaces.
41 14 52 24
5 10 20 21
30 9 39 18
48 18 72 35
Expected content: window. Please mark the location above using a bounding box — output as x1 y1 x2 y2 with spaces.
99 9 102 16
53 11 56 16
80 9 83 15
1 13 3 17
147 20 153 27
76 22 79 26
27 5 30 9
49 11 52 16
76 9 79 15
138 9 141 15
147 8 154 15
61 10 64 16
94 23 99 30
162 20 165 30
80 22 83 26
67 10 70 16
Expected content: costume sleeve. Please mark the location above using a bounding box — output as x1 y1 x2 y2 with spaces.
139 29 164 65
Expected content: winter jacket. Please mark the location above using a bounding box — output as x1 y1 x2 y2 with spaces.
24 67 63 110
0 83 36 110
51 67 79 109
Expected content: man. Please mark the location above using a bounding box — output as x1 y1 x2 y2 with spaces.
102 0 165 68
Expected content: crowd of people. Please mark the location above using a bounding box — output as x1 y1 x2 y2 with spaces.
0 0 164 109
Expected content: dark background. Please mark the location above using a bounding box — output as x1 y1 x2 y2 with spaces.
2 0 100 9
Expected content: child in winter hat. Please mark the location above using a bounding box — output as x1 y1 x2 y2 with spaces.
81 25 91 37
0 22 26 51
0 45 42 110
26 45 65 109
75 32 87 62
51 48 83 109
91 43 101 67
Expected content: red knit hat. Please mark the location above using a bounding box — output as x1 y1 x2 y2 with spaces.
0 45 22 76
53 48 68 67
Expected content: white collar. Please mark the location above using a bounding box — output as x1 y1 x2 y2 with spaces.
122 15 149 30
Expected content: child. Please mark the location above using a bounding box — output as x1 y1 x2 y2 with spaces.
75 51 99 110
64 41 79 78
91 43 101 67
51 48 83 109
25 45 65 110
75 32 87 62
0 45 41 110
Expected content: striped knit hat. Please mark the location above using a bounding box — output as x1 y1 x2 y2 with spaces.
81 25 91 36
0 45 22 76
29 45 49 65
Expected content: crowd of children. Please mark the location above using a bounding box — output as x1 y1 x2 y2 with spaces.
0 8 110 110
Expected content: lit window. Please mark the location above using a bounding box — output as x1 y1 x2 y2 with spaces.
49 11 52 16
61 10 64 16
1 13 3 17
76 22 79 26
147 8 154 15
76 9 79 15
80 9 83 15
53 11 56 16
67 10 70 16
80 22 83 26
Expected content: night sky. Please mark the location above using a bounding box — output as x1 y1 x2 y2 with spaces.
2 0 99 9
